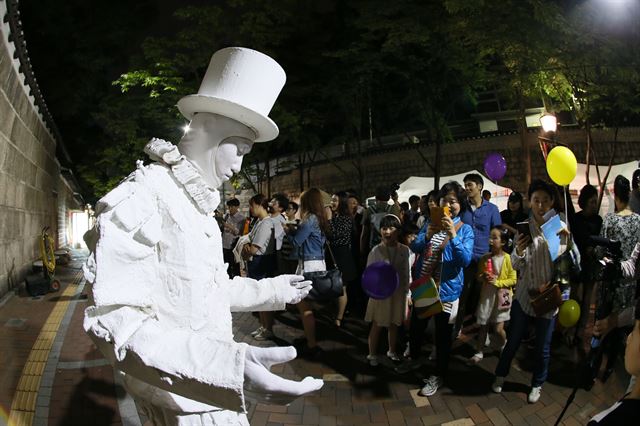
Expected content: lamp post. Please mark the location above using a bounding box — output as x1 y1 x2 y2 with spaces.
538 112 558 161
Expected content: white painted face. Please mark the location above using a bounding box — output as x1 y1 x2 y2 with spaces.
178 112 255 189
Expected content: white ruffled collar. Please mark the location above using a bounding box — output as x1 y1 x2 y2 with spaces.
144 138 220 215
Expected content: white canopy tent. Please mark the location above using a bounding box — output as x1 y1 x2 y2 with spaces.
396 170 514 211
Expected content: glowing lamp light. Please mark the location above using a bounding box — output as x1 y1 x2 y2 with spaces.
182 125 190 134
540 113 557 133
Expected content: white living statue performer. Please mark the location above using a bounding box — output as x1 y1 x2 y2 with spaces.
83 47 323 425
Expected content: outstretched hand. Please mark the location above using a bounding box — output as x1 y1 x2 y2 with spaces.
280 275 313 304
244 346 323 405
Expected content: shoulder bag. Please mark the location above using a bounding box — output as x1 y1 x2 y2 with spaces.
304 242 343 302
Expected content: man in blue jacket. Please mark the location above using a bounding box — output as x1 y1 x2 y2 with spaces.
455 173 502 336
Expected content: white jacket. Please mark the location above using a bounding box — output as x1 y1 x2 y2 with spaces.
83 139 293 416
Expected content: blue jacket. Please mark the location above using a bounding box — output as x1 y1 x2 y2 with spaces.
289 214 326 261
459 200 501 262
409 217 474 302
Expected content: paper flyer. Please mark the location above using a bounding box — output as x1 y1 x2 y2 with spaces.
541 214 563 261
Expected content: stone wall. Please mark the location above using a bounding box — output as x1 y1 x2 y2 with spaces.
0 3 80 298
266 127 640 200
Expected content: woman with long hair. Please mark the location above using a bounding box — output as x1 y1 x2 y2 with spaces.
328 191 358 327
285 188 331 356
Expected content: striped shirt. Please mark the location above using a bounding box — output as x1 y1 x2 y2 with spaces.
511 216 577 319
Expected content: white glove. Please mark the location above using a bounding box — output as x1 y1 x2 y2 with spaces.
279 274 313 304
243 345 323 405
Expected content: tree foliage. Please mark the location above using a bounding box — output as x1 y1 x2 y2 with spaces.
20 0 640 200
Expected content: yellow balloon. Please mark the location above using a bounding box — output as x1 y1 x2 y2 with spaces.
558 299 581 328
546 146 577 186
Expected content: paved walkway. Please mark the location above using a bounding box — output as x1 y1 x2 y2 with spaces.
0 249 630 425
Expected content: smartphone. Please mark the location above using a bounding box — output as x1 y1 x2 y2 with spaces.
516 221 531 239
430 206 450 228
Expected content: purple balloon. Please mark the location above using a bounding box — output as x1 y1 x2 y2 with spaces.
483 152 507 181
361 261 399 300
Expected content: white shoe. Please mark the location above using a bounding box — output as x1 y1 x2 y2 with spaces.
403 343 411 358
419 375 443 396
492 376 504 393
250 326 265 337
367 354 379 367
253 329 274 341
387 351 400 362
468 352 483 364
528 386 541 404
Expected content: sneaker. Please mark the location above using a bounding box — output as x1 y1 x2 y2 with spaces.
403 343 411 358
492 376 504 393
253 329 274 341
528 386 541 404
468 352 484 364
395 359 421 373
419 375 443 396
250 326 265 337
428 349 437 361
387 351 400 362
367 354 379 367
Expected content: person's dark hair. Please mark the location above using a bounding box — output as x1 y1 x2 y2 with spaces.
402 222 420 236
527 179 556 201
271 193 289 212
379 214 402 230
437 181 469 213
375 186 391 201
249 194 269 210
463 173 484 189
507 192 524 214
409 195 420 204
427 190 438 202
482 190 491 199
436 180 469 216
226 198 240 207
300 188 331 235
289 201 299 212
400 202 410 212
633 169 640 191
491 225 512 252
333 191 351 217
614 175 631 205
578 184 598 210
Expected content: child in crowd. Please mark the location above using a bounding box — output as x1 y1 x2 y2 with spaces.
365 214 411 366
469 227 516 363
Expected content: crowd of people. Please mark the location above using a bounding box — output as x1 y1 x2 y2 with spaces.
215 168 640 417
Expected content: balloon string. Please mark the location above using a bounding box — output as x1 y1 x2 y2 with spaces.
564 186 570 232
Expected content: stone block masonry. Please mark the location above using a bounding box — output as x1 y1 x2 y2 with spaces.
0 4 79 299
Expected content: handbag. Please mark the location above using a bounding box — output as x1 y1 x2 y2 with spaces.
529 282 562 316
497 288 512 310
304 243 343 302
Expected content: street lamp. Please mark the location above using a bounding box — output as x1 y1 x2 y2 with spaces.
538 113 558 161
540 113 558 133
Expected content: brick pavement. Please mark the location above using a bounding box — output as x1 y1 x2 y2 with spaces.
0 249 631 425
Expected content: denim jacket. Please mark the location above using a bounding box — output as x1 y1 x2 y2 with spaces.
289 214 326 261
409 217 474 302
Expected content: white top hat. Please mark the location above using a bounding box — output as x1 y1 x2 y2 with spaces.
177 47 286 142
